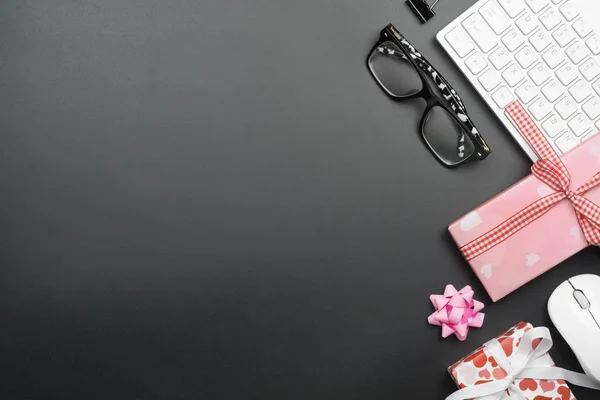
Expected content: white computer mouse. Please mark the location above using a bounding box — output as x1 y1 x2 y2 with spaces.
548 274 600 382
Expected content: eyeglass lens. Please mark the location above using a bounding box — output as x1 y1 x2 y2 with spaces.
368 42 422 98
422 106 475 166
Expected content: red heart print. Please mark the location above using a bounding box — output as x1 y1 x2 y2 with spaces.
478 369 491 379
501 337 515 357
519 378 538 392
488 356 498 367
463 351 479 363
532 396 552 400
516 321 528 330
557 386 571 400
464 351 487 368
532 338 541 350
492 368 507 380
503 328 516 337
540 380 555 392
474 379 493 385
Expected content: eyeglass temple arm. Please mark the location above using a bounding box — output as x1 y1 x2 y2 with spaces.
376 46 408 60
417 57 467 110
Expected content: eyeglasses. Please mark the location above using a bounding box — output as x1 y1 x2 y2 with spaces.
367 24 491 167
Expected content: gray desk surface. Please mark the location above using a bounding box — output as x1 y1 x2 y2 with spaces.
1 0 599 399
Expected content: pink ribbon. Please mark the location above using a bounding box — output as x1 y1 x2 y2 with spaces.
427 284 484 341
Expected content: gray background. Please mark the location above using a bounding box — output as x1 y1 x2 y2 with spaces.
1 0 599 399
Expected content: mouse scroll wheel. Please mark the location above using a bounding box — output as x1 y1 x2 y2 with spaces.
573 289 591 309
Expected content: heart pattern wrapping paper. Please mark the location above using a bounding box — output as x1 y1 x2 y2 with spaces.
448 322 575 400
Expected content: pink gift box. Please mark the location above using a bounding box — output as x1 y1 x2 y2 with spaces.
449 134 600 302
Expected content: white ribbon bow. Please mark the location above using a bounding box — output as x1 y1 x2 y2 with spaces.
446 327 600 400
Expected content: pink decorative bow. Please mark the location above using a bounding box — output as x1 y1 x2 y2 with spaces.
532 159 600 242
459 101 600 261
428 285 484 341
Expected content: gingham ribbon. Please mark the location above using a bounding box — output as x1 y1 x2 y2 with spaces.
459 101 600 261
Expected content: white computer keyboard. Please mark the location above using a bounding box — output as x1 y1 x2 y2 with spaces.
437 0 600 160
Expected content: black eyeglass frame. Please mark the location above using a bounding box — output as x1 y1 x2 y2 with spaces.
367 24 491 167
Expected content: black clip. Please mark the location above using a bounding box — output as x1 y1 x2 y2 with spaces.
406 0 437 24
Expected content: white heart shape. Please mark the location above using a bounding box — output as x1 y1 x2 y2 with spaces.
461 211 482 232
526 254 540 267
537 184 553 197
570 225 582 239
480 264 492 279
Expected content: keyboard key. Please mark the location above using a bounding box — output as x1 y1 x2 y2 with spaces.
489 46 512 69
478 68 502 91
586 35 600 55
480 1 511 34
462 14 499 53
502 63 526 86
529 29 552 51
568 80 591 102
515 45 538 68
542 46 565 68
573 18 593 38
529 97 552 119
556 63 578 85
541 79 564 101
555 96 578 118
465 52 488 74
516 80 538 103
542 114 564 137
579 58 600 81
517 13 539 35
528 62 551 85
526 0 549 13
583 97 600 119
539 7 562 30
445 27 476 58
498 0 526 18
552 24 576 47
565 42 588 64
555 130 578 152
492 86 515 108
502 29 525 51
568 113 590 136
592 79 600 96
596 119 600 132
559 1 578 21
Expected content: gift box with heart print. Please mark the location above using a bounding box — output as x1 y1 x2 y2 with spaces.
448 133 600 302
448 322 575 400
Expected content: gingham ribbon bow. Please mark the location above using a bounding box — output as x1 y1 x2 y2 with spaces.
460 101 600 261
